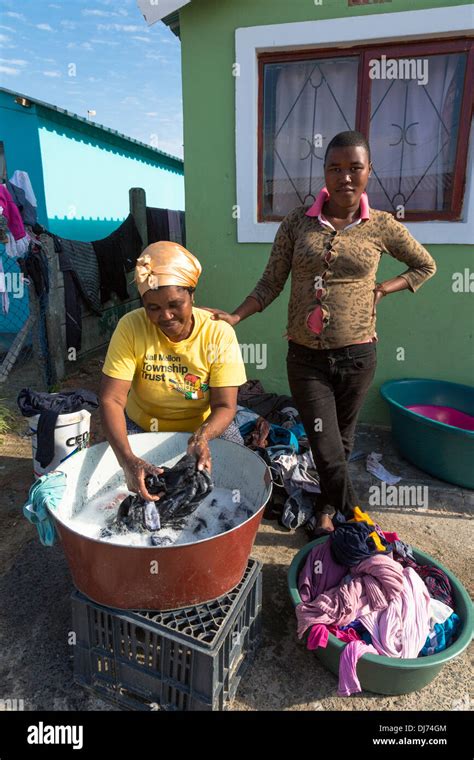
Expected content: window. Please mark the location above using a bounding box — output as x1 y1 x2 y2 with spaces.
258 39 473 222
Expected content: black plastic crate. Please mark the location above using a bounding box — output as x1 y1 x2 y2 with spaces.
71 559 262 711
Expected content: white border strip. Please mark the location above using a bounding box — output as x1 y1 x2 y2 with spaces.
235 5 474 244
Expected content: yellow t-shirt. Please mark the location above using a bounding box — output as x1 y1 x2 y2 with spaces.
102 307 247 433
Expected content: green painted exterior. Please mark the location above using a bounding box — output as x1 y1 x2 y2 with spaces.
178 0 473 423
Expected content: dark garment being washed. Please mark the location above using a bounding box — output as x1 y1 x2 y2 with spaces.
92 214 143 303
17 388 99 468
56 237 101 352
101 455 214 544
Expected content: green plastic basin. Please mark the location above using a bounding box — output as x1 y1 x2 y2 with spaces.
380 379 474 488
288 537 473 696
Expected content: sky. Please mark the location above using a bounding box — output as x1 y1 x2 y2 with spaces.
0 0 184 158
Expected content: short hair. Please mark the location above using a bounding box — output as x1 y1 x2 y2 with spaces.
324 130 371 165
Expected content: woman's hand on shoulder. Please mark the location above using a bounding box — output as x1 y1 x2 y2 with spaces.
200 307 240 326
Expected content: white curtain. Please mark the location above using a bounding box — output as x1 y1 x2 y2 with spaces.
266 57 358 217
367 53 461 212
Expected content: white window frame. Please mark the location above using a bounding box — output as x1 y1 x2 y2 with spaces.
235 5 474 244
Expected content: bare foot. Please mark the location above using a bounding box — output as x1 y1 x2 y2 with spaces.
314 513 335 535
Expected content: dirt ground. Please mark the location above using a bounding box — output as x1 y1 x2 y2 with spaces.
0 352 472 712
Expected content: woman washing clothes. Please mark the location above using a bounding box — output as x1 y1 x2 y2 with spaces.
203 130 436 536
100 241 247 502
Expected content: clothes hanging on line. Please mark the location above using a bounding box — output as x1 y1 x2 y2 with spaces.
92 214 143 302
147 207 170 244
5 230 30 259
167 209 183 244
17 240 49 297
0 184 26 240
8 170 38 227
56 237 102 351
0 211 8 242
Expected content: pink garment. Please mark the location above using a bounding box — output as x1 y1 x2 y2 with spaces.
382 531 400 543
296 554 404 637
351 555 405 605
307 624 362 651
359 567 431 658
307 625 330 650
298 538 348 604
306 306 324 335
338 641 379 697
0 186 26 241
305 187 370 219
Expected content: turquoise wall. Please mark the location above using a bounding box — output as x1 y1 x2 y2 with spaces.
0 90 185 342
38 118 185 242
0 91 48 224
179 0 474 424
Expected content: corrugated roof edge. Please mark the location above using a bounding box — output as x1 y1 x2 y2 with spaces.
162 11 181 38
0 86 183 170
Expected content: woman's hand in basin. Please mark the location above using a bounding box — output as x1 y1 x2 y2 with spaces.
122 455 165 501
187 429 212 473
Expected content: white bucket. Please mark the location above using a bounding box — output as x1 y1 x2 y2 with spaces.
29 410 92 478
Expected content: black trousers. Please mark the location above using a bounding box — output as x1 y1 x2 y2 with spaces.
286 340 377 518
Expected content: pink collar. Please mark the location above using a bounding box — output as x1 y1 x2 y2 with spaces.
305 187 370 219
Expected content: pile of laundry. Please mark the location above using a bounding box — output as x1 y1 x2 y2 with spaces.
295 508 460 696
236 380 320 529
235 380 405 531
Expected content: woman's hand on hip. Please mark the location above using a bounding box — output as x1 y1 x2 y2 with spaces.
200 307 240 326
372 288 385 316
122 455 165 501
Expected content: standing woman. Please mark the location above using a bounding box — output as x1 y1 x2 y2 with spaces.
205 131 436 535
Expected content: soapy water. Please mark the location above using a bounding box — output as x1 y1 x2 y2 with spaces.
71 486 256 547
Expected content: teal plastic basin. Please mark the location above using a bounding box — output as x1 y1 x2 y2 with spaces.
380 379 474 489
288 537 473 696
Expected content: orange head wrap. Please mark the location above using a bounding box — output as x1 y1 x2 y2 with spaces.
135 241 202 297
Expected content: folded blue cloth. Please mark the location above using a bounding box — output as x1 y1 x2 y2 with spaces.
419 613 460 657
22 471 67 546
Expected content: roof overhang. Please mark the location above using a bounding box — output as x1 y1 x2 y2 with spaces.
136 0 190 26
